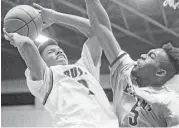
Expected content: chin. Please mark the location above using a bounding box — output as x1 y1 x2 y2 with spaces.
131 65 141 77
131 68 137 77
58 62 67 65
57 59 68 65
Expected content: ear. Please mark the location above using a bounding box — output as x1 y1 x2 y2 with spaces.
156 69 167 77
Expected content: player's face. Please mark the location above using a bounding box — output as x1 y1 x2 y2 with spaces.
131 48 168 83
41 45 68 67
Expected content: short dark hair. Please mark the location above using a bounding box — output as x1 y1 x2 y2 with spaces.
162 43 179 74
38 38 58 54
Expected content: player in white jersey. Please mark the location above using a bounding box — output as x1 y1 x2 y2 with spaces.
3 4 118 127
85 0 179 127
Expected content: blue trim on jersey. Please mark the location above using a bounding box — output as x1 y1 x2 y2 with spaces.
43 69 53 105
109 52 127 68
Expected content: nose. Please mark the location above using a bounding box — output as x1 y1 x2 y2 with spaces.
141 54 147 60
56 50 63 55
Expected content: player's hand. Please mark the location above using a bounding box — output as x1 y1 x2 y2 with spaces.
163 0 179 9
33 3 57 29
3 28 30 48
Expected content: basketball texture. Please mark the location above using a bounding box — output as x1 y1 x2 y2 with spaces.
4 5 43 40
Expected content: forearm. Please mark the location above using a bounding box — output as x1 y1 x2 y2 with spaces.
53 12 93 37
85 37 102 66
85 0 111 30
85 0 121 63
17 38 45 80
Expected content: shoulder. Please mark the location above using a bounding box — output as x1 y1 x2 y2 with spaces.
161 89 179 108
109 51 135 75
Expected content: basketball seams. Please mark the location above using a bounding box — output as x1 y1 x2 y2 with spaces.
17 23 29 37
4 18 29 35
30 7 43 28
4 5 43 39
17 8 39 35
5 8 40 36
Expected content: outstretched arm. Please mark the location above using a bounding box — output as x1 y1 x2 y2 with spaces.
53 13 93 38
33 3 103 67
34 3 93 38
85 0 122 64
33 3 111 38
34 2 112 67
4 29 47 81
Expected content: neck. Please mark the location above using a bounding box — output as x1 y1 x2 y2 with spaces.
133 73 155 87
136 76 151 87
135 75 164 87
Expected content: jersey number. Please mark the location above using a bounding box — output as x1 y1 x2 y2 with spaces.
78 79 94 95
129 103 139 126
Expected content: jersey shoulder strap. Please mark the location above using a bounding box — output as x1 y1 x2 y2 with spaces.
42 68 53 105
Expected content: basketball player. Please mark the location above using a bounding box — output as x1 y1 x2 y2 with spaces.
3 5 118 128
85 0 179 127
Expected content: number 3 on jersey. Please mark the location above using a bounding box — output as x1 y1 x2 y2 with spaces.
78 79 94 95
129 102 139 126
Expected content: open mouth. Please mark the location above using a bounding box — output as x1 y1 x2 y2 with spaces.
135 59 142 67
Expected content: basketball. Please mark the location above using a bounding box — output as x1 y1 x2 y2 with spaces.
4 5 43 40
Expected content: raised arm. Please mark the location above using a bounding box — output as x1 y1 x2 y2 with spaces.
33 3 93 38
85 0 122 64
33 3 103 67
33 3 112 38
34 3 112 67
4 29 47 81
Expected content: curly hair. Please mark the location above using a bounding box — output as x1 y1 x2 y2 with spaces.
162 43 179 74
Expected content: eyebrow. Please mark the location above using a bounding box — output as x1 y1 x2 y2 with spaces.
46 49 53 54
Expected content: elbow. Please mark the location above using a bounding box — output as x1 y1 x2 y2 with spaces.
19 36 34 47
18 39 33 49
86 28 94 38
30 68 45 81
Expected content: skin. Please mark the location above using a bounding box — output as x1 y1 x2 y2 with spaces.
84 0 176 87
131 48 173 87
41 45 68 67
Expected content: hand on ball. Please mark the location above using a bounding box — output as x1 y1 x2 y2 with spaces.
3 28 31 48
33 3 57 29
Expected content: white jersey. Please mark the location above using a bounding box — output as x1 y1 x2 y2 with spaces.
110 51 179 127
25 37 118 128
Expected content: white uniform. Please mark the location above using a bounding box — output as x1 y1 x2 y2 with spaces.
25 37 118 128
110 51 179 127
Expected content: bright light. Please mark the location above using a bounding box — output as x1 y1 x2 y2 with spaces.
35 35 49 43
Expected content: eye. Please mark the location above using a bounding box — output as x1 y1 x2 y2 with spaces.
48 50 53 54
149 53 156 59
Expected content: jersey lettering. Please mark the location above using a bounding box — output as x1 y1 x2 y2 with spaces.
129 102 139 126
64 67 87 78
78 79 94 95
123 84 152 126
63 67 94 95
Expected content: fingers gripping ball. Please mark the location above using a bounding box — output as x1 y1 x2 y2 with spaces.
4 5 43 40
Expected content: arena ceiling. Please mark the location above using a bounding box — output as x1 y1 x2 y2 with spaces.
1 0 179 80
